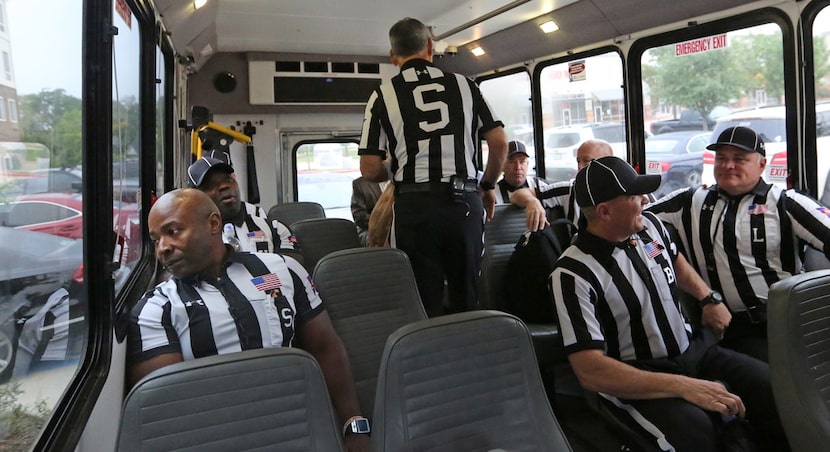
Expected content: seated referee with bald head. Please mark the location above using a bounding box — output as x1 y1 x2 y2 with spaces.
550 156 788 451
127 188 369 451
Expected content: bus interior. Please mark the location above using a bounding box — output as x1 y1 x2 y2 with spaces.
1 0 829 449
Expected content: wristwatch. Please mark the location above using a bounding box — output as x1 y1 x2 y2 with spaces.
343 416 371 436
479 180 496 190
698 290 724 308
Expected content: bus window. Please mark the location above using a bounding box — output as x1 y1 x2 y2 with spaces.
294 141 360 219
814 7 830 193
155 46 166 205
479 70 533 174
0 0 84 447
640 23 785 196
112 4 141 292
539 51 626 182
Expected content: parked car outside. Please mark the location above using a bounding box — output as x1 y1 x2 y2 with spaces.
0 193 137 240
0 227 83 380
1 163 139 204
543 122 627 182
645 131 712 197
0 168 82 201
707 104 830 191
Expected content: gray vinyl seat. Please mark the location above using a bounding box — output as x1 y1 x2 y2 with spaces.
116 348 344 452
371 310 573 452
312 247 427 416
267 201 325 228
768 269 830 452
290 217 362 272
481 204 567 367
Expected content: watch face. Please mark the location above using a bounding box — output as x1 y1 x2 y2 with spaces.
712 291 723 302
353 418 371 434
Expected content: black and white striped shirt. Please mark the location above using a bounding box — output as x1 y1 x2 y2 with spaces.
552 212 692 362
227 202 297 255
358 59 503 184
495 176 549 205
536 180 580 223
128 252 322 363
647 182 830 314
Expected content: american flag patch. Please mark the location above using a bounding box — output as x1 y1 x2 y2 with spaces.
251 273 282 291
307 274 317 294
818 207 830 217
288 234 298 243
747 204 768 215
247 230 266 238
643 240 664 259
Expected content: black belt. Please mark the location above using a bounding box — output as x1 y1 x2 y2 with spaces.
397 180 478 194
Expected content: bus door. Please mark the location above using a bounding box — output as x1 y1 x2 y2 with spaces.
280 129 361 220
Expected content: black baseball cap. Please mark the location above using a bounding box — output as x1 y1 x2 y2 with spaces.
706 126 766 156
574 156 661 207
507 140 529 158
187 157 234 188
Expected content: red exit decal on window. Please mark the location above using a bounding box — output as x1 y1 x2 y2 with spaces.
675 34 727 56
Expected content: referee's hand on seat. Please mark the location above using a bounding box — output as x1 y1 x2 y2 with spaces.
524 198 549 232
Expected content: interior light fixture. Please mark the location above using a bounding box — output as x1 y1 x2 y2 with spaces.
194 0 207 10
471 46 486 57
540 20 559 34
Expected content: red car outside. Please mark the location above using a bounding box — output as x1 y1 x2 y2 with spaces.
2 193 137 240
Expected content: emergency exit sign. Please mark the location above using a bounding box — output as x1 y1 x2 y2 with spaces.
675 34 727 56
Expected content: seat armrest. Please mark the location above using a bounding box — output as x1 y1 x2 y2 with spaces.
526 323 566 365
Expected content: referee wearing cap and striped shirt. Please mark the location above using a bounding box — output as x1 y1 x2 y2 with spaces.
552 156 787 452
358 17 508 316
648 125 830 362
186 156 302 263
494 140 549 204
510 139 614 231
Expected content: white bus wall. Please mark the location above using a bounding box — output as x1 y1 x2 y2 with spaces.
212 113 364 211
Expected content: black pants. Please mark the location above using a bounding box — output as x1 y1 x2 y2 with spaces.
604 330 788 452
720 309 768 363
392 190 484 317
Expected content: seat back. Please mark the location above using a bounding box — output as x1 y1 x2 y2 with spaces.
312 247 427 415
117 348 344 452
267 201 325 228
290 218 362 272
371 310 573 452
768 270 830 452
480 204 528 310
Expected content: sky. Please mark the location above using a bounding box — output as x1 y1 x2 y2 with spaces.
6 0 83 97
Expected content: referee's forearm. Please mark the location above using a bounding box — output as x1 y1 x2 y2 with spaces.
673 253 710 301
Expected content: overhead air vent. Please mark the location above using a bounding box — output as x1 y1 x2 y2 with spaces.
249 60 396 105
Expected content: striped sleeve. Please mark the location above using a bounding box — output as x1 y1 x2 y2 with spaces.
282 256 324 324
784 189 830 257
358 89 388 158
536 180 573 209
551 255 607 354
469 78 503 134
645 186 694 228
126 285 181 364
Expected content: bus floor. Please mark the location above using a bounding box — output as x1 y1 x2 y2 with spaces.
547 364 632 452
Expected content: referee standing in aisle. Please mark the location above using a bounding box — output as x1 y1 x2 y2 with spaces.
358 17 508 317
648 125 830 361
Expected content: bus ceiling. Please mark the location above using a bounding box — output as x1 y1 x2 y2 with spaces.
155 0 757 76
